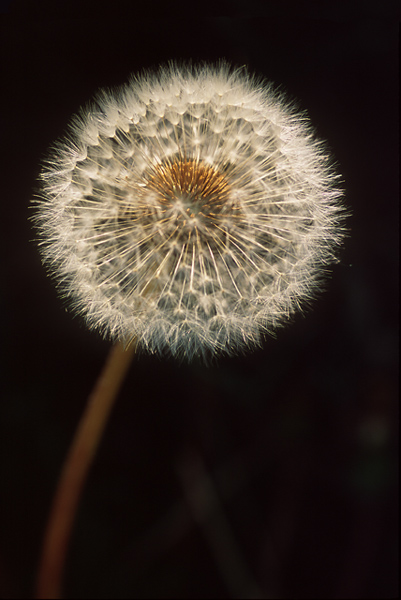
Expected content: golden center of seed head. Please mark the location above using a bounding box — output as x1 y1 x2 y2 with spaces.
147 158 231 223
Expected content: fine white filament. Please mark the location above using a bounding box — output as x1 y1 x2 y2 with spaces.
34 63 345 360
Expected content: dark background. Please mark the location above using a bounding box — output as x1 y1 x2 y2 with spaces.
0 2 398 598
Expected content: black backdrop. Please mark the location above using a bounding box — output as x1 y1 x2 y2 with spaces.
0 2 398 598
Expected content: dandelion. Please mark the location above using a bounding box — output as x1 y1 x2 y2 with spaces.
34 63 347 598
34 63 345 360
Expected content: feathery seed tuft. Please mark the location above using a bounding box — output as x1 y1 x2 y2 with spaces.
33 63 346 360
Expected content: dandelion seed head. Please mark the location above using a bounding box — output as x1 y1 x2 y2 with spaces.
34 63 345 360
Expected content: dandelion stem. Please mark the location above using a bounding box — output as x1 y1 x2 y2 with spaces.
36 341 136 599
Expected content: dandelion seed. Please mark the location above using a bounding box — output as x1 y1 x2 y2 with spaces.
34 63 345 360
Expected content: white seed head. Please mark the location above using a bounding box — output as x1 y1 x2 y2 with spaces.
33 63 345 360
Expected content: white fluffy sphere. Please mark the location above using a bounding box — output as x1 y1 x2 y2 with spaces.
34 63 345 360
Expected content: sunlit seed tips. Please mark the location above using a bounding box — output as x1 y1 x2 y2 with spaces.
33 63 345 360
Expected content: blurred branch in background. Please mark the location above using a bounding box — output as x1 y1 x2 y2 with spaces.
177 451 265 600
